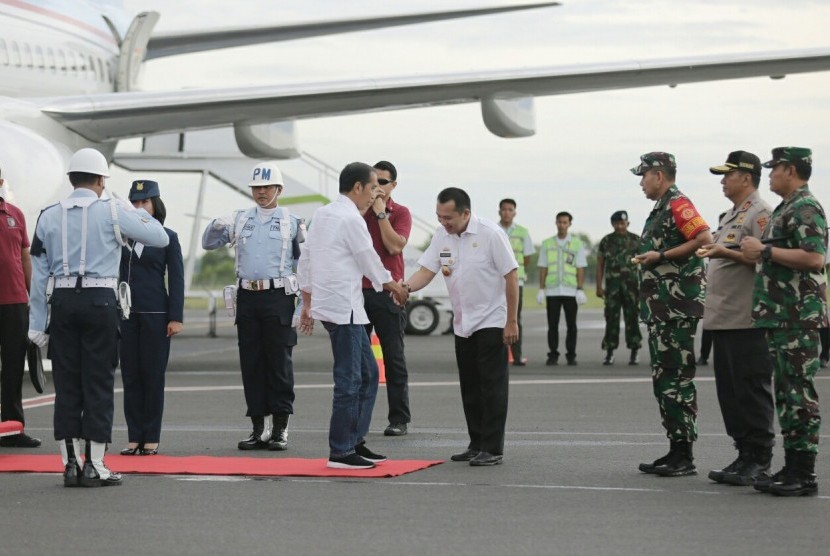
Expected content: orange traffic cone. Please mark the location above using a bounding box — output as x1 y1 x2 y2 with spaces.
371 332 386 384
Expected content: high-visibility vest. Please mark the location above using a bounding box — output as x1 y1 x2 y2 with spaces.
542 235 583 289
507 224 530 281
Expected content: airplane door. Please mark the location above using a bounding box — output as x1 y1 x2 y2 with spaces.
115 11 160 92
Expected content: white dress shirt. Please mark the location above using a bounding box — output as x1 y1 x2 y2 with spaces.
298 195 392 325
418 214 517 338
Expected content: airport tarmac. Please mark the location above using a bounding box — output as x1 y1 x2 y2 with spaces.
2 307 829 555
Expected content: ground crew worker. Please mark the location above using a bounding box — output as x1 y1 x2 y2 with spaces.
595 210 642 366
498 198 535 366
742 147 826 497
202 161 303 452
631 151 712 478
537 211 586 366
698 151 775 487
28 147 169 487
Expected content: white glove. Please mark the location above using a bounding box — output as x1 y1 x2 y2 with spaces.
213 214 234 231
536 290 545 305
575 289 587 305
110 191 135 212
28 330 49 349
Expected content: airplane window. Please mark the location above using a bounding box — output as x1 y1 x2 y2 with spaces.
97 59 105 82
0 40 8 66
35 46 45 70
10 41 21 67
89 55 96 80
68 51 78 75
46 47 56 72
58 50 67 72
23 43 33 68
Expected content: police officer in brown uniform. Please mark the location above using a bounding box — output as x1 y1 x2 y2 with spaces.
697 151 775 486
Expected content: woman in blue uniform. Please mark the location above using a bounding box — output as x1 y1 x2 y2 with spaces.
119 180 184 455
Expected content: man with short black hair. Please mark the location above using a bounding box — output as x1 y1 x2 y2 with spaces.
498 198 534 366
698 150 775 487
742 146 827 496
538 211 587 366
298 162 409 470
363 160 412 437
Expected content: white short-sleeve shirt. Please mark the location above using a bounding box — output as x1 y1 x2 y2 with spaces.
418 214 517 338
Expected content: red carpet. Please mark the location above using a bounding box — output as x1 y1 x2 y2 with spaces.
0 454 443 478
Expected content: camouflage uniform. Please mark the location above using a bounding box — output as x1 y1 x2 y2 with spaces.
597 230 642 351
639 184 708 443
753 183 827 454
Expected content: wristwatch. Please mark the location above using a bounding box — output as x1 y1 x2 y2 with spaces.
761 245 773 261
376 211 388 220
658 250 668 263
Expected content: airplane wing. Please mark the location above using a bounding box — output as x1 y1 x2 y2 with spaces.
145 2 560 59
41 47 830 142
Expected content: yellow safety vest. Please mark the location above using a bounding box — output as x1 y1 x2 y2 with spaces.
542 236 583 289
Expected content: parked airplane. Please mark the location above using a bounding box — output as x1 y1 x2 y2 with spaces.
3 0 830 234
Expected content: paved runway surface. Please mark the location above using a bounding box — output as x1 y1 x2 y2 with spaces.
3 308 829 555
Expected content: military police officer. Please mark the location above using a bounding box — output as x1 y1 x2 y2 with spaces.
595 210 642 365
631 152 712 477
28 148 170 487
741 147 827 496
202 162 304 452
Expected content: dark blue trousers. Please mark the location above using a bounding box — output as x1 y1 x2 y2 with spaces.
120 312 170 444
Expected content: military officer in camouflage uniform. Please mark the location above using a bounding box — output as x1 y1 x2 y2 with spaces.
741 147 827 497
498 198 535 366
631 152 712 477
698 151 775 487
596 210 642 366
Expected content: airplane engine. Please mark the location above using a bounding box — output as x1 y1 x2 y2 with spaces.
0 121 71 229
233 121 301 159
480 95 536 138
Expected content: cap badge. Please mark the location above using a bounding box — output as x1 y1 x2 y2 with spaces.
136 182 144 191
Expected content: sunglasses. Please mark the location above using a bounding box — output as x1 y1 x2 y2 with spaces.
378 178 394 185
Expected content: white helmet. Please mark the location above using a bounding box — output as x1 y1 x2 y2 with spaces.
248 161 284 187
67 148 110 177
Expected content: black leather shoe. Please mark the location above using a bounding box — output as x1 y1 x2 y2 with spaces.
566 357 577 366
767 470 818 496
639 448 673 474
469 451 503 466
603 351 614 365
355 442 387 463
629 349 639 366
139 445 159 456
708 455 743 484
0 433 41 448
80 461 122 487
384 423 408 436
450 448 480 462
63 462 82 488
120 444 142 455
545 356 558 366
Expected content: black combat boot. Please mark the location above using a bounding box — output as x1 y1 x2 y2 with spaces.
603 350 615 365
723 444 772 486
767 450 818 497
61 439 82 488
654 441 697 477
708 442 747 484
629 349 639 365
639 441 676 474
754 450 792 493
268 413 290 451
238 416 268 450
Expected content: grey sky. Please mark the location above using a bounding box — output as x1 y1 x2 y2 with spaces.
117 0 830 253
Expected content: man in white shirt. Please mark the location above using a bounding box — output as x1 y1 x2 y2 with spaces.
297 162 409 470
406 187 519 466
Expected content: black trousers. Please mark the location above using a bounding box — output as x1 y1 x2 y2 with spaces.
0 303 28 424
364 289 411 425
50 288 120 442
120 313 170 444
454 327 509 455
546 296 578 360
711 329 775 448
236 288 296 416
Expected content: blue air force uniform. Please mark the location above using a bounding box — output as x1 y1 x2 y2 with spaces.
202 207 302 421
119 180 184 447
29 189 169 443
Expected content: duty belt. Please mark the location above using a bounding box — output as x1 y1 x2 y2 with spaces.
239 278 285 291
54 276 119 289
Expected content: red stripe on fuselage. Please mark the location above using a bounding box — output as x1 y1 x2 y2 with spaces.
0 0 117 45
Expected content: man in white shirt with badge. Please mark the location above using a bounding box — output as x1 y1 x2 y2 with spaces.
405 187 519 466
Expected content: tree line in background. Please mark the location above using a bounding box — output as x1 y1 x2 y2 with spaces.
193 233 599 289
